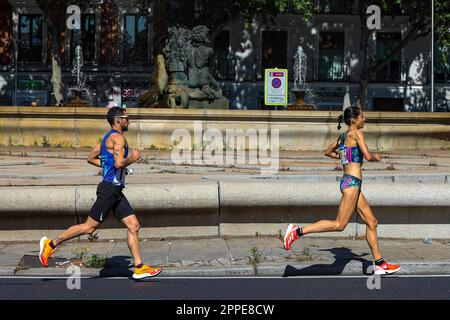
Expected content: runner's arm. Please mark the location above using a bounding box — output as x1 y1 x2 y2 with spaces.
325 136 340 160
87 143 102 167
355 130 381 162
112 134 140 168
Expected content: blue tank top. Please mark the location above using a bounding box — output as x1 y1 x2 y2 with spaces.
338 131 363 165
100 130 129 187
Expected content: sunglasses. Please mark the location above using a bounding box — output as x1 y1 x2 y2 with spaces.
117 116 130 121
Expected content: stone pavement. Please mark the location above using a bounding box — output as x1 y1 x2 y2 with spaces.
1 146 450 186
1 146 449 277
1 235 450 277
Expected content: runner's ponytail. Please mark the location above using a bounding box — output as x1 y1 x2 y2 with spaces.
338 106 361 130
337 114 344 130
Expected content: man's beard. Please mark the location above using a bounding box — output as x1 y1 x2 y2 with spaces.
122 125 128 131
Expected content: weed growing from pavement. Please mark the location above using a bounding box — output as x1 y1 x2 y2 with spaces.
71 246 107 268
278 229 283 241
16 264 30 271
249 246 263 273
297 247 312 262
85 254 107 268
88 232 99 241
72 246 90 266
41 136 51 147
386 159 395 170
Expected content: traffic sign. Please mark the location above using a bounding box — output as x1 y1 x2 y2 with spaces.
265 68 288 106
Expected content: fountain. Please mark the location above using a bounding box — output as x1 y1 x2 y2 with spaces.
139 25 229 109
288 45 314 111
66 45 92 107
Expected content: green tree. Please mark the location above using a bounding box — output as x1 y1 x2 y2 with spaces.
195 0 315 47
356 0 450 109
196 0 449 110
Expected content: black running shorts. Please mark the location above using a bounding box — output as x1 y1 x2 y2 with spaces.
90 181 133 223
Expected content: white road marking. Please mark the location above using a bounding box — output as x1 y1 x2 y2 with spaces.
2 274 450 280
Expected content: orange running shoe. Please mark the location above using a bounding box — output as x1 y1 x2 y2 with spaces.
284 223 299 250
132 264 162 280
39 236 55 268
374 261 401 275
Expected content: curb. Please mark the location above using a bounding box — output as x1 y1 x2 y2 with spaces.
0 267 16 276
12 262 450 277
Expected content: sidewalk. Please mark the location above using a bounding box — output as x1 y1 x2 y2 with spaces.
1 146 449 277
1 235 450 277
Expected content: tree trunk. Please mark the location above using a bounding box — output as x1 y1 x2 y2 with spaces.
357 74 369 110
51 53 63 105
356 0 370 110
152 0 170 56
50 27 63 105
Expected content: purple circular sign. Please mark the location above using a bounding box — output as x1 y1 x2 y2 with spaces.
272 78 282 88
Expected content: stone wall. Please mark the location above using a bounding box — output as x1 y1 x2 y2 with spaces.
0 107 449 151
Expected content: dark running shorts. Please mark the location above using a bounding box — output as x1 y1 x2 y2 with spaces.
90 181 133 223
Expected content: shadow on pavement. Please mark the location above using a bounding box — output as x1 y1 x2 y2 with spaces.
283 247 373 277
99 255 133 278
17 254 69 270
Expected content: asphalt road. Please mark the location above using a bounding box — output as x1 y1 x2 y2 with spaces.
0 275 449 301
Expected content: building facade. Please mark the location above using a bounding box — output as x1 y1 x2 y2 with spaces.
0 0 449 111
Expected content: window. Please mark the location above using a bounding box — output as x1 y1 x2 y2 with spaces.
318 32 345 81
214 30 232 80
376 32 401 82
373 98 404 111
261 31 287 78
123 15 148 65
71 14 95 64
18 15 43 64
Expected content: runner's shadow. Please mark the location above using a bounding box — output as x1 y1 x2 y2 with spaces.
283 247 373 277
99 255 133 278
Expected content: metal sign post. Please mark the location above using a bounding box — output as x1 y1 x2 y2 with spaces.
264 68 288 108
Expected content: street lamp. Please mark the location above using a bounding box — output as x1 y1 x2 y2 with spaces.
431 0 434 112
13 38 24 107
13 38 18 107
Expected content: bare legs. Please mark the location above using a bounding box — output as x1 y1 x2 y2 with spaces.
51 214 144 267
52 216 100 247
302 187 359 234
356 192 382 261
121 214 143 267
300 188 382 261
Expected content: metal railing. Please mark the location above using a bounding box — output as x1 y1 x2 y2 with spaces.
310 58 350 82
214 51 235 81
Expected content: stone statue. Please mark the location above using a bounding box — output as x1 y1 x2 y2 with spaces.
187 26 223 99
139 25 229 109
137 54 168 107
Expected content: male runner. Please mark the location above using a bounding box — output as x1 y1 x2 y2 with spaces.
39 107 162 279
